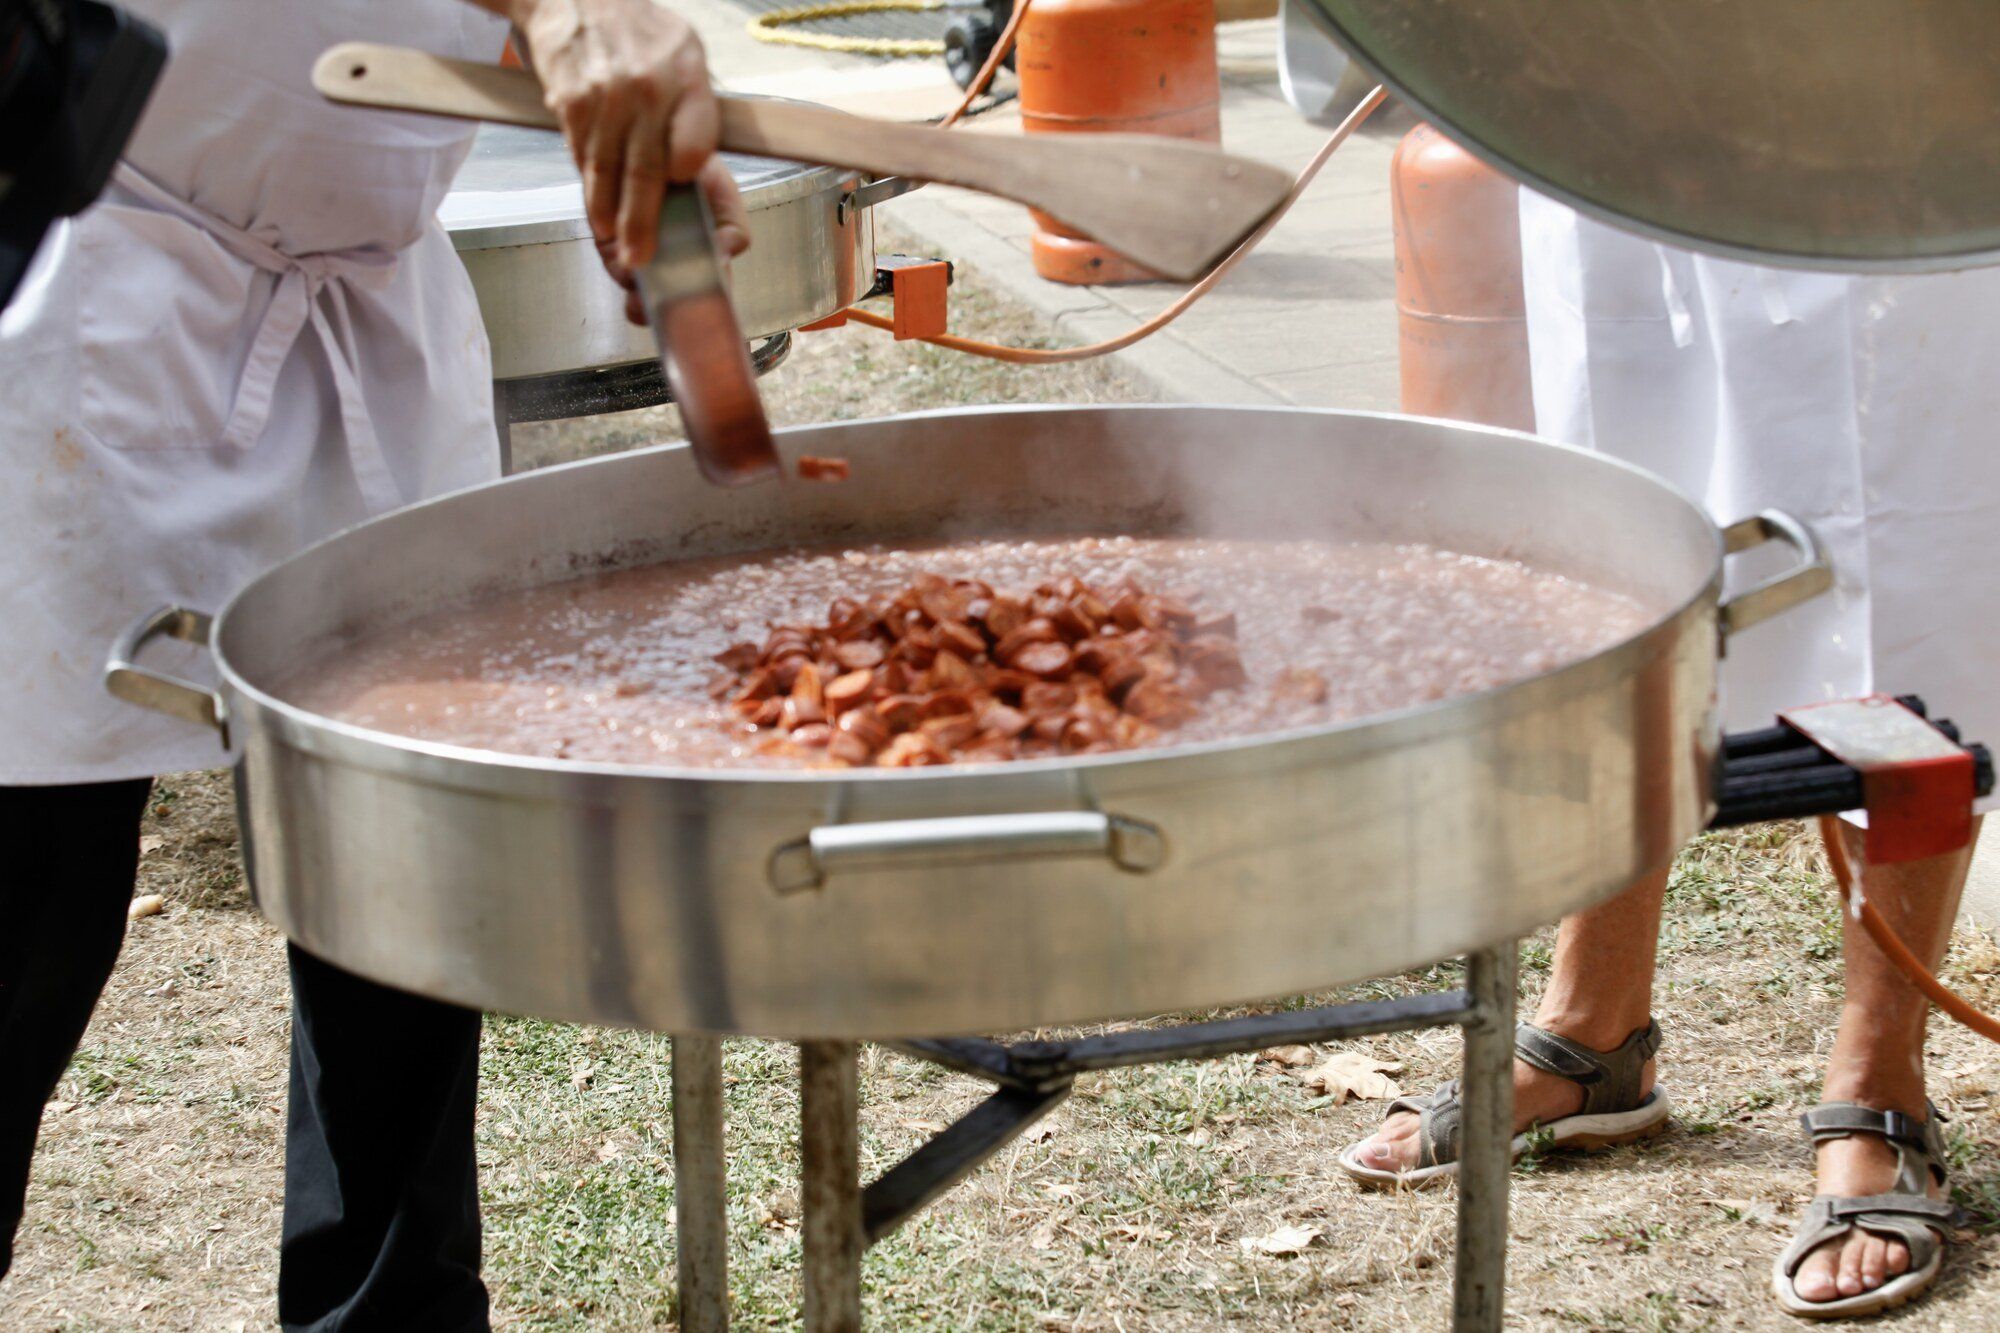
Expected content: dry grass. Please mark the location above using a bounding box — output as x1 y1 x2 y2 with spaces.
9 247 2000 1331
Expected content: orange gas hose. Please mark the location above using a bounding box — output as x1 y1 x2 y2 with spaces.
848 84 1389 362
1817 815 2000 1043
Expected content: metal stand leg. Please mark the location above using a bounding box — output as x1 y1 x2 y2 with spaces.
801 1041 863 1333
673 1035 730 1332
1453 941 1519 1331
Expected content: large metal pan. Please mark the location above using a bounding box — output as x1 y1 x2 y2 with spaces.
1300 0 2000 272
442 125 870 381
105 406 1826 1038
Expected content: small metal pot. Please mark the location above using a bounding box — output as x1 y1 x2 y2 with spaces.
106 406 1827 1038
442 126 874 381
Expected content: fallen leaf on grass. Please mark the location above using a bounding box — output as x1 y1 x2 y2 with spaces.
127 894 166 920
1702 1197 1769 1220
1293 1051 1402 1103
1021 1122 1056 1144
1239 1223 1323 1256
139 835 165 854
1029 1216 1061 1249
1109 1223 1171 1244
569 1063 595 1092
1255 1044 1315 1068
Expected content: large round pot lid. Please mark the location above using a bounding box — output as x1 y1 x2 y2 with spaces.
1301 0 2000 271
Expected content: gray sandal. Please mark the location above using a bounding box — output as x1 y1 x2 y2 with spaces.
1772 1103 1957 1320
1337 1020 1671 1189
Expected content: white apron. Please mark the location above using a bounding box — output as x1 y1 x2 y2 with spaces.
0 0 509 784
1520 192 2000 810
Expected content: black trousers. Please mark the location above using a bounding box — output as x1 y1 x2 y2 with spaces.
0 781 488 1331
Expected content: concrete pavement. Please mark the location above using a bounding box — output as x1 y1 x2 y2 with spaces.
689 0 1409 411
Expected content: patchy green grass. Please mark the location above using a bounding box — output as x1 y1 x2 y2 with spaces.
8 243 2000 1330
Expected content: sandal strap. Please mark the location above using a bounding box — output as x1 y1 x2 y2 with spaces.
1386 1079 1461 1169
1779 1193 1953 1280
1370 1019 1665 1171
1513 1020 1661 1116
1799 1101 1950 1189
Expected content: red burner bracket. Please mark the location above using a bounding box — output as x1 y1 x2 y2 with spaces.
1780 695 1977 864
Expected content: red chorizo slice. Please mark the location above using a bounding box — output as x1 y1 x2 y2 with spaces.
824 669 874 713
876 694 925 731
879 733 945 767
833 639 886 672
732 666 778 703
979 702 1030 738
920 688 976 719
1272 666 1330 704
1123 679 1194 725
1184 635 1247 690
1021 681 1077 714
919 714 980 752
1013 640 1073 680
993 617 1059 664
837 705 891 752
827 730 873 766
982 595 1028 641
934 620 987 659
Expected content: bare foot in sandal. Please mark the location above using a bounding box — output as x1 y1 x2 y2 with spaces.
1340 1018 1666 1187
1775 1103 1953 1318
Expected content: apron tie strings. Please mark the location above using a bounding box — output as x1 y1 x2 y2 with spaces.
110 163 408 513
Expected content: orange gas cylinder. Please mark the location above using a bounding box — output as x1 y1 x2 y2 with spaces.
1391 123 1535 431
1017 0 1221 284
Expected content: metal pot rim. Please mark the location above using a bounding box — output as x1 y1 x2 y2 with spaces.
211 404 1730 795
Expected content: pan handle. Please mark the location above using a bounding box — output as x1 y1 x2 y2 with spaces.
1717 511 1832 637
104 605 231 747
768 810 1166 894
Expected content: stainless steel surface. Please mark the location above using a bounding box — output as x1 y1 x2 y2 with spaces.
104 606 229 746
109 405 1823 1038
1719 512 1835 635
768 811 1169 894
801 1042 863 1333
1453 943 1518 1332
672 1036 730 1333
442 124 872 379
1303 0 2000 271
841 175 922 222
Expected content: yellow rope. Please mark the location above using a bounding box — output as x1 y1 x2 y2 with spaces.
747 0 950 56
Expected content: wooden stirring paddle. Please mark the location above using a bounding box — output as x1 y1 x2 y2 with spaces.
313 42 1291 281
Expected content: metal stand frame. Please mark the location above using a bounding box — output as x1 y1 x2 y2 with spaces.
491 333 794 474
668 941 1518 1331
653 704 1993 1327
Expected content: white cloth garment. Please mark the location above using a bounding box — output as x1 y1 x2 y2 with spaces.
1521 191 2000 808
0 0 509 784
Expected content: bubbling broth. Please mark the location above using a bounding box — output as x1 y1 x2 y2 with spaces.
281 535 1655 768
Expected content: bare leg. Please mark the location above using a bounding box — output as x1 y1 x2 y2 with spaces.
1353 868 1667 1172
1789 817 1979 1305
